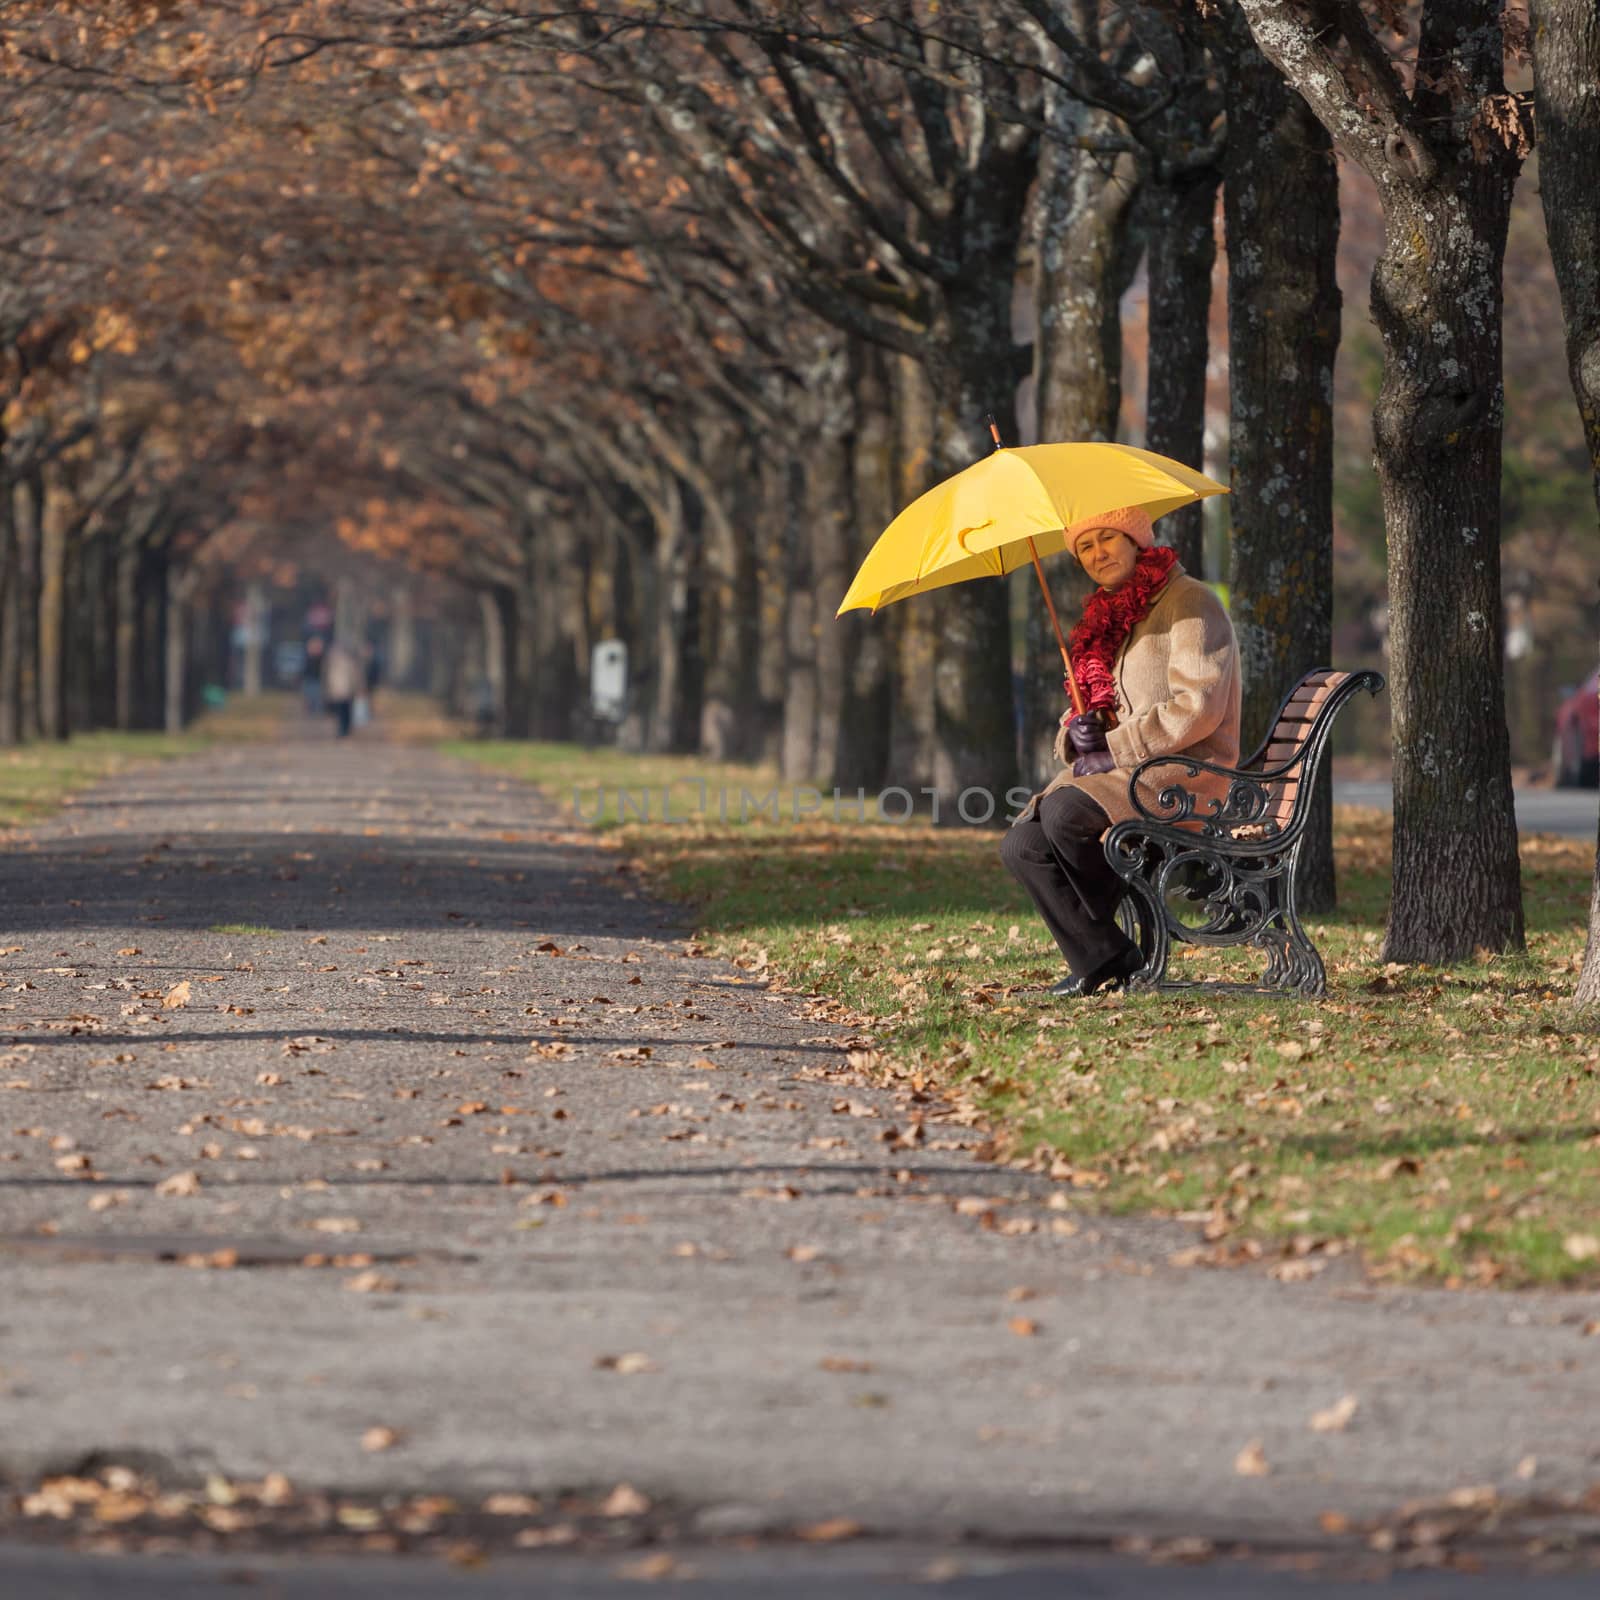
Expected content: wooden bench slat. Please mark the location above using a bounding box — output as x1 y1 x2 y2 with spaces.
1282 688 1340 718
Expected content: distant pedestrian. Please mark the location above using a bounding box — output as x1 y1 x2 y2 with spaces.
302 634 325 715
322 641 363 738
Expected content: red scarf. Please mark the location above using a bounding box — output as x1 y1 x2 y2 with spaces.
1067 546 1180 713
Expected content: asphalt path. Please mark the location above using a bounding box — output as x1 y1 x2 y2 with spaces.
1 733 1597 1594
4 1540 1597 1598
1334 781 1599 840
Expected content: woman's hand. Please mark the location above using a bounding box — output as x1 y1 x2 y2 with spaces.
1073 750 1116 778
1066 713 1109 754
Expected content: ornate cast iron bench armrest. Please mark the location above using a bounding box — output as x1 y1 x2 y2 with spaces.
1123 750 1308 840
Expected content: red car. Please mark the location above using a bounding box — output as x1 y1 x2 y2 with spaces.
1554 669 1599 788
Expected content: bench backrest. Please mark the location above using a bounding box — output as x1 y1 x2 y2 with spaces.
1247 669 1355 833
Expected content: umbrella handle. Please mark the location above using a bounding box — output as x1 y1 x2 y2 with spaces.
1027 537 1086 718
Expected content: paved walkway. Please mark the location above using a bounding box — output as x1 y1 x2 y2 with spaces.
1333 779 1599 840
1 738 1598 1579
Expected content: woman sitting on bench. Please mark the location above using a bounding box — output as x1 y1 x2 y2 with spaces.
1002 507 1241 998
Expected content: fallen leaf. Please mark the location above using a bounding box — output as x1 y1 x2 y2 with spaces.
482 1493 542 1516
616 1553 678 1580
161 981 192 1010
785 1244 821 1262
595 1352 657 1375
260 1473 294 1506
1376 1156 1421 1180
361 1426 401 1453
600 1483 652 1518
1562 1233 1600 1263
345 1270 398 1294
1007 1316 1039 1338
1309 1395 1359 1434
311 1217 362 1234
1234 1440 1271 1477
794 1517 863 1543
515 1523 579 1548
155 1170 201 1197
819 1356 872 1374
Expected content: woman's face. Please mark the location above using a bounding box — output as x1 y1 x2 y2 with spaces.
1072 527 1140 590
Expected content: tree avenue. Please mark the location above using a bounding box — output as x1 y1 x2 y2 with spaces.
2 0 1594 980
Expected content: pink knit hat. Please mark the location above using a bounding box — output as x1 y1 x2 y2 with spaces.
1065 504 1154 555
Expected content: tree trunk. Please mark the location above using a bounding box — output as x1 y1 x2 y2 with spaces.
886 355 937 794
835 339 895 794
0 486 18 746
390 589 416 687
753 454 790 763
1220 18 1342 912
694 426 761 763
242 581 267 696
1531 0 1600 1005
494 581 527 739
115 542 139 731
37 478 68 742
480 587 509 735
137 552 168 730
1024 119 1142 788
1143 165 1221 576
649 475 697 753
1374 179 1523 960
165 565 189 734
512 553 540 741
780 458 818 783
807 359 857 791
1237 0 1525 963
67 529 96 733
14 475 41 742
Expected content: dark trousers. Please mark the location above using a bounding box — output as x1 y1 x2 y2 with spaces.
1001 787 1139 978
331 699 353 738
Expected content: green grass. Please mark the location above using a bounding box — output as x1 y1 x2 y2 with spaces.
447 740 1600 1287
207 922 281 937
0 694 290 830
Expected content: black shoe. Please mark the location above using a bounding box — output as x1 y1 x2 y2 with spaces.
1049 947 1144 999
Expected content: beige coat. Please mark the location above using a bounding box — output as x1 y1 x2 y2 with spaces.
322 643 364 703
1021 571 1241 828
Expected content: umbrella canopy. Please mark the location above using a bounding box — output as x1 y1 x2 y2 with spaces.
835 441 1227 616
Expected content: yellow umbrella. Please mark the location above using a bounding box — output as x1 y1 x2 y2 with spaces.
836 429 1228 713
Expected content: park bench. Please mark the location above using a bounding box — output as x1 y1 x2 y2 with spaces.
1103 668 1387 998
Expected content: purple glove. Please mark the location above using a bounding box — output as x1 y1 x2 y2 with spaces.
1073 749 1116 778
1066 713 1109 754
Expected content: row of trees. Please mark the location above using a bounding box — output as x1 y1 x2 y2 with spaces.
2 2 1598 985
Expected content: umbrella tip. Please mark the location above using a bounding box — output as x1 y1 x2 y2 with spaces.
984 413 1004 450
